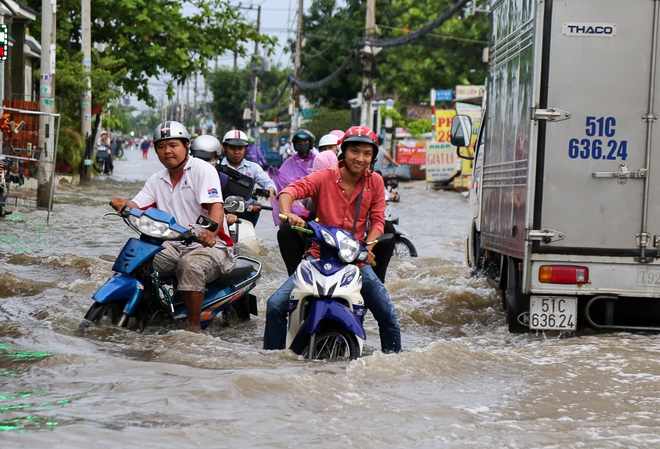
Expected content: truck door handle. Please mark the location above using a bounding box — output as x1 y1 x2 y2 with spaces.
591 163 647 184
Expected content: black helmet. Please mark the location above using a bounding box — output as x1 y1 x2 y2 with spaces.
292 129 315 145
190 135 222 160
292 129 315 157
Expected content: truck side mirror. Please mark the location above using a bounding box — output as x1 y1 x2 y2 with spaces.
451 115 474 160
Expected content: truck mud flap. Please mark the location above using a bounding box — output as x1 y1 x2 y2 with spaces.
585 296 660 332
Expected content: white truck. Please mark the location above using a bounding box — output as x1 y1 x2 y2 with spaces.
452 0 660 332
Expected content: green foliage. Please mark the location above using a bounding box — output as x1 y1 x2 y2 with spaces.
302 107 352 140
377 0 488 103
52 49 126 172
25 0 276 106
292 0 364 108
296 0 488 107
56 116 85 171
55 49 126 121
381 108 404 128
406 118 432 137
207 64 290 132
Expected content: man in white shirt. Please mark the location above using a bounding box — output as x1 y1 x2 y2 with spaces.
109 121 235 331
220 129 277 226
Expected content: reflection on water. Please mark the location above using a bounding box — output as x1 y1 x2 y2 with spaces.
2 151 660 446
0 344 61 432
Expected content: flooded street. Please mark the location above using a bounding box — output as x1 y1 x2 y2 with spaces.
3 149 660 448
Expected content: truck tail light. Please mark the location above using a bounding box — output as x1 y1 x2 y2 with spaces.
539 265 589 284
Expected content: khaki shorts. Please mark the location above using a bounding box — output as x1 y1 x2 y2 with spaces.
154 242 236 292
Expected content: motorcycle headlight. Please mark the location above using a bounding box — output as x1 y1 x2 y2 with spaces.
320 229 336 247
129 214 184 240
336 230 360 263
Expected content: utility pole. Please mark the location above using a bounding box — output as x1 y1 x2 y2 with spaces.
251 5 261 139
194 72 199 134
37 0 56 208
81 0 92 182
362 0 376 129
178 84 184 123
292 0 303 132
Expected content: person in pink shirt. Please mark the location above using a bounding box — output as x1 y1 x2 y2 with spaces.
263 126 401 353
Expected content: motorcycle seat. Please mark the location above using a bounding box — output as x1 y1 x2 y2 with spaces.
207 258 254 289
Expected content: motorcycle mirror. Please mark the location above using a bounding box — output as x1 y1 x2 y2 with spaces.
224 195 245 213
195 215 218 233
252 188 271 199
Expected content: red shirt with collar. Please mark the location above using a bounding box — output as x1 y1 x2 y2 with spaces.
279 163 386 257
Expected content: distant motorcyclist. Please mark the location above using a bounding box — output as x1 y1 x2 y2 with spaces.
96 131 113 174
245 136 267 167
318 133 340 155
109 121 236 332
220 130 277 226
190 134 239 227
278 136 292 162
267 129 318 274
373 135 399 173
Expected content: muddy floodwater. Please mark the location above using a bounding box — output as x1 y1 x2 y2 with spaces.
3 150 660 448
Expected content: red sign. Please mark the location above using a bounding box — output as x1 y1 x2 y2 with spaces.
397 144 426 165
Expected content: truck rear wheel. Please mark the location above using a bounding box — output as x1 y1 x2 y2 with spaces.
504 257 530 333
471 231 485 274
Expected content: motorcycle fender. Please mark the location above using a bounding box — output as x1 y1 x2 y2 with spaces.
392 223 411 238
92 274 144 314
112 238 163 274
303 298 366 340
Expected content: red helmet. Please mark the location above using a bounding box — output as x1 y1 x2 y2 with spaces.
339 126 379 153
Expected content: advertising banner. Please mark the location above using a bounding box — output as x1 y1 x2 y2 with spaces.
426 143 457 182
396 142 427 165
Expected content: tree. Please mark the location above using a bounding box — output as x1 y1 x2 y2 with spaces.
207 64 290 132
294 0 488 107
376 0 488 104
290 0 363 108
26 0 277 106
54 49 127 169
303 108 352 141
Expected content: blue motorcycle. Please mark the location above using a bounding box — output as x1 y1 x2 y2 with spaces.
285 220 392 360
82 206 261 332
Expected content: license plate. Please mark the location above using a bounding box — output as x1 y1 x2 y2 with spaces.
529 296 577 331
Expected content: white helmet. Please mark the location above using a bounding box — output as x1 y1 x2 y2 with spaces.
190 135 222 160
152 121 190 144
222 130 249 147
318 133 339 148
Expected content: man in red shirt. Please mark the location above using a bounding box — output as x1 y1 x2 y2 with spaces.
263 126 401 353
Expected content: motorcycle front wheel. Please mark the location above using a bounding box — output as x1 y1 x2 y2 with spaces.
83 301 147 332
303 324 359 361
94 159 105 175
394 239 415 258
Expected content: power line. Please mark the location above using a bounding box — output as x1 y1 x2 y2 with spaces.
376 23 488 45
289 0 473 90
289 50 357 89
371 0 471 49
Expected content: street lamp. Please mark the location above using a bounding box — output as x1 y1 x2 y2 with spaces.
384 98 395 129
371 100 386 134
349 97 362 126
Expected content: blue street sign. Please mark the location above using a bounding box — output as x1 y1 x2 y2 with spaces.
435 89 453 102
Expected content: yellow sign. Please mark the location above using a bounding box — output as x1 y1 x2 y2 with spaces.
426 143 457 182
